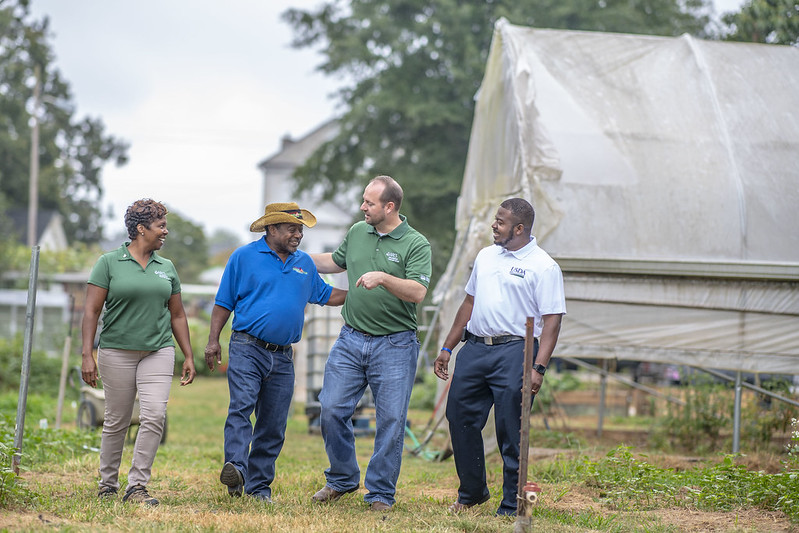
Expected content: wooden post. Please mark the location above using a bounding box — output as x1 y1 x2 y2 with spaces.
514 317 536 532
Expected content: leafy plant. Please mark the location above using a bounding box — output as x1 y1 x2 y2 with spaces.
0 336 73 397
651 375 730 453
580 445 681 510
0 412 99 508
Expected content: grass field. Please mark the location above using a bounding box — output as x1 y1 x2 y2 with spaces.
2 376 798 532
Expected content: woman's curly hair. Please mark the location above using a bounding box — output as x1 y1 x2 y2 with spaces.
124 199 168 240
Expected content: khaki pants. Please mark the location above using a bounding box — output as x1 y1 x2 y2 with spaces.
97 346 174 491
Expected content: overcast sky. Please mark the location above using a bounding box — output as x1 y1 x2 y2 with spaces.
28 0 745 244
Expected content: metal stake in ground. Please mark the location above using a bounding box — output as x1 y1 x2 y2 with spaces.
514 317 536 533
13 246 40 475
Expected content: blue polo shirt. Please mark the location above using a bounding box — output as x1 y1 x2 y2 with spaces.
215 237 333 345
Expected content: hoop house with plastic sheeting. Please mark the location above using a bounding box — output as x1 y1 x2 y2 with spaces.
433 20 799 401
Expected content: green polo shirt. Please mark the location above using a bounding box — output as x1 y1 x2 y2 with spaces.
87 243 181 351
332 216 431 335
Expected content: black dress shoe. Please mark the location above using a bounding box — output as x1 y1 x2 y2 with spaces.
220 462 244 497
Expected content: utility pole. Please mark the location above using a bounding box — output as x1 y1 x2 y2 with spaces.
28 65 41 248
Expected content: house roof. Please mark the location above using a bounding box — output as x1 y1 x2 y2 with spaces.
6 207 63 246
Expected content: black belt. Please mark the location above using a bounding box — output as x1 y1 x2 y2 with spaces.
233 331 291 352
465 331 525 346
346 324 376 337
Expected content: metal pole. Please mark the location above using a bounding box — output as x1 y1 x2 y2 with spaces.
55 294 76 429
699 367 799 408
514 317 536 533
598 360 607 438
732 371 742 453
27 66 41 248
13 246 40 475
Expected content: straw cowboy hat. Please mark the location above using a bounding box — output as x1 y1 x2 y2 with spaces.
249 202 317 232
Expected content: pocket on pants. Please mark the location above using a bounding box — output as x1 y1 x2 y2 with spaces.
387 330 418 348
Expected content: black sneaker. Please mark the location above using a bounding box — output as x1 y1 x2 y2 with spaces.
122 485 159 506
98 486 118 499
220 462 244 497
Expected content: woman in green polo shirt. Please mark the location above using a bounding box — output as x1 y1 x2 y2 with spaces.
81 198 197 506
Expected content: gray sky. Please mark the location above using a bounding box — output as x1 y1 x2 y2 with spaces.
29 0 745 244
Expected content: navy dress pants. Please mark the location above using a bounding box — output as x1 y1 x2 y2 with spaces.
446 338 538 516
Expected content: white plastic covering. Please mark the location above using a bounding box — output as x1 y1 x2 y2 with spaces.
434 20 799 377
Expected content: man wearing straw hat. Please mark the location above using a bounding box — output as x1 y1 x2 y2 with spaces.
204 202 346 503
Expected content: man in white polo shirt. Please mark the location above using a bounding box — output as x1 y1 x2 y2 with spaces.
433 197 566 517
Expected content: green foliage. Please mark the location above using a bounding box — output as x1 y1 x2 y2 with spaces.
207 228 243 267
581 446 681 510
0 411 99 508
409 367 437 410
740 379 799 448
0 335 71 398
0 242 100 286
692 454 799 521
0 1 128 247
282 0 711 282
577 444 799 522
651 375 799 454
2 377 798 529
0 439 30 507
159 210 209 284
722 0 799 46
173 315 224 378
0 392 63 425
533 370 582 414
650 376 730 453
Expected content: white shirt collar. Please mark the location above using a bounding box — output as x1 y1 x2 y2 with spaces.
500 236 538 259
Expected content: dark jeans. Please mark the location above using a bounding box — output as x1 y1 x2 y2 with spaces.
223 331 294 499
446 338 538 516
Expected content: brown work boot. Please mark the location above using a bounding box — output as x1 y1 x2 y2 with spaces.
449 494 490 512
97 486 117 499
312 484 359 503
370 501 391 512
122 485 159 506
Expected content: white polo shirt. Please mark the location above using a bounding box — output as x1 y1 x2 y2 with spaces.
465 237 566 338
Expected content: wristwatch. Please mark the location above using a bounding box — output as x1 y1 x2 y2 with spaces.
532 363 547 376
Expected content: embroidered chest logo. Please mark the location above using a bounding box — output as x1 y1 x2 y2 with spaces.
509 267 526 278
385 251 400 263
293 267 308 275
154 270 170 280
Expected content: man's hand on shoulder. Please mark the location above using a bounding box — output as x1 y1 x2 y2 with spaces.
312 252 345 274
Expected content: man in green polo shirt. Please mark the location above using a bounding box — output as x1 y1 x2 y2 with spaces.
310 175 432 512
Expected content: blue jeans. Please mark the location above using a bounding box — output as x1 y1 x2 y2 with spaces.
319 325 419 506
446 338 538 516
224 331 294 499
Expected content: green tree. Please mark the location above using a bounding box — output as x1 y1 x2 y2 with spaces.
0 1 128 246
160 210 209 284
207 228 243 267
282 0 710 280
722 0 799 45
